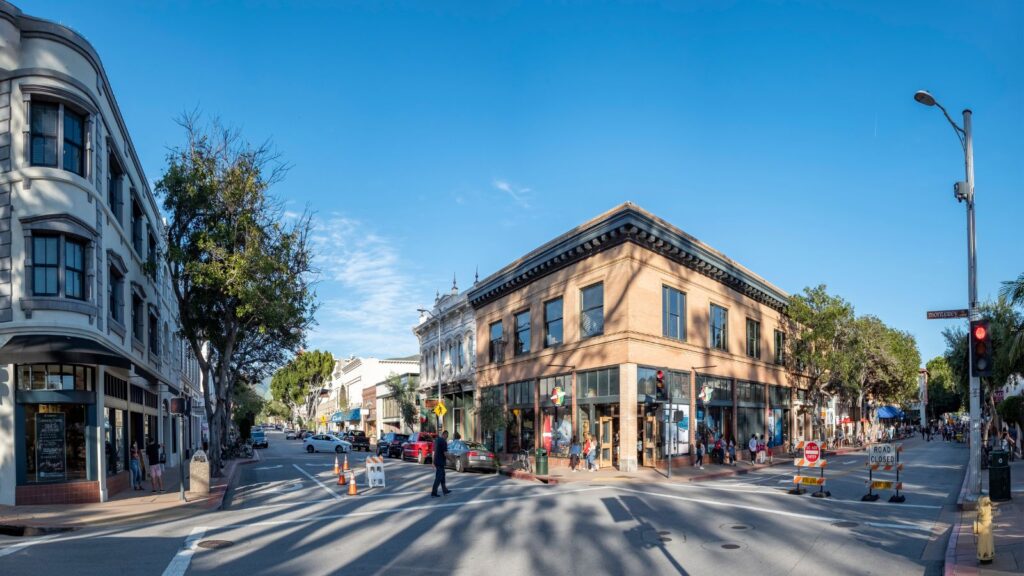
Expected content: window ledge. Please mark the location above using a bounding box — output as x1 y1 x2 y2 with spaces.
20 297 97 322
108 317 126 338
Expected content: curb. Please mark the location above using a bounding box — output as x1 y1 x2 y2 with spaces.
498 468 560 485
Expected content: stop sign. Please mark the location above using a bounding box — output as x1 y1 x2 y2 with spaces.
804 441 820 463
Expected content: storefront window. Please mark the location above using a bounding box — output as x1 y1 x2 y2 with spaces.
17 364 94 391
579 366 619 399
637 367 689 402
24 403 88 483
104 407 126 475
506 381 535 452
539 375 572 457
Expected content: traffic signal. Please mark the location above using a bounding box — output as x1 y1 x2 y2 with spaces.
656 370 665 401
970 320 993 377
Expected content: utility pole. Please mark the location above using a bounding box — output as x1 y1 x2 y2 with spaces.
914 90 981 498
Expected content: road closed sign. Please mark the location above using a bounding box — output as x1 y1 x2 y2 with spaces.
869 443 897 466
804 441 820 463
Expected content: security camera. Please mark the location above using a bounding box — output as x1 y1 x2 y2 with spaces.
954 181 969 203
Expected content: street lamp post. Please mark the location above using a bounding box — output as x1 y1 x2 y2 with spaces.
418 308 443 431
914 89 981 498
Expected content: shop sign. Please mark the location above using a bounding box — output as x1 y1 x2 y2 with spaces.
550 386 566 406
36 413 66 481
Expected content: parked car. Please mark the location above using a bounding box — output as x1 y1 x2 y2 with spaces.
285 430 298 440
251 430 269 449
402 432 436 464
445 440 497 473
303 434 351 454
300 430 314 439
343 431 371 451
377 432 409 458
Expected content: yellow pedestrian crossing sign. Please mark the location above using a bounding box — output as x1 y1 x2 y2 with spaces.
433 402 447 418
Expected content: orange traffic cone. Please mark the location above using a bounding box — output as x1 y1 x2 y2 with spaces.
337 468 345 486
343 454 350 472
347 471 358 496
334 454 340 476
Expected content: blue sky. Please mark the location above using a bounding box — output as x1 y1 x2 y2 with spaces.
27 1 1023 363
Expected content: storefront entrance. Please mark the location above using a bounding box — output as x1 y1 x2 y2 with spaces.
641 414 657 467
599 416 615 468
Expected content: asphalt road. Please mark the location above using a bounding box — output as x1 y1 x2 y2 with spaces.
0 431 967 575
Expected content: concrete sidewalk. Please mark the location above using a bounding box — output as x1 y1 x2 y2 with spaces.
946 457 1024 575
0 457 250 530
501 443 867 485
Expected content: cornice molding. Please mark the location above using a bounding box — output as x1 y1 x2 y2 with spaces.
466 203 790 312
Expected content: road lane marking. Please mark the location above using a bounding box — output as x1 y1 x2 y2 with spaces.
0 534 61 558
161 526 207 576
254 465 283 470
841 460 857 465
210 486 606 529
292 463 342 501
614 487 936 533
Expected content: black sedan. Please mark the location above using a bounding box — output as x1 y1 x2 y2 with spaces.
377 432 409 458
445 440 498 473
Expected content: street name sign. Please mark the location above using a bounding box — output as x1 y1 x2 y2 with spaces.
927 309 969 320
804 441 820 463
868 443 897 465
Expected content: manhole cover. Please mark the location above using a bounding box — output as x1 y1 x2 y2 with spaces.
832 521 858 528
722 544 741 550
718 522 752 531
659 537 673 542
197 540 235 550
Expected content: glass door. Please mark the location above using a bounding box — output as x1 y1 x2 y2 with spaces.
599 417 613 468
643 415 657 467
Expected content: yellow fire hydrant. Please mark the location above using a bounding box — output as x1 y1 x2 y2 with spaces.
973 496 994 563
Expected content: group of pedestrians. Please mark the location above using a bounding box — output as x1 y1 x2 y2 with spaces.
127 437 167 493
569 434 599 472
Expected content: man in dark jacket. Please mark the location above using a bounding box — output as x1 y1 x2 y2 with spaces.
431 430 451 497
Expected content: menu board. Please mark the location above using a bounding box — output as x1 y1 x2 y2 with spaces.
36 413 66 481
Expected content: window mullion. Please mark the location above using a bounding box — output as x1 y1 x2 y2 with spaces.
57 103 64 171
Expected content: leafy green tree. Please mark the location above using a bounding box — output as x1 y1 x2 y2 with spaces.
232 383 265 439
270 350 336 423
475 391 507 452
942 297 1023 441
997 396 1024 431
1001 272 1024 367
784 285 855 435
925 356 962 418
385 374 419 432
158 115 316 473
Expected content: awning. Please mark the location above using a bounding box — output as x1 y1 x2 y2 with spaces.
877 406 905 419
330 408 362 423
0 335 131 368
346 408 361 421
330 411 346 423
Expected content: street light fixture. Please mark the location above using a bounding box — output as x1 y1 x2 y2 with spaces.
914 89 980 499
418 308 444 431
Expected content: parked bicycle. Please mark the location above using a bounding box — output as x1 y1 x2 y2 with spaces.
510 449 532 474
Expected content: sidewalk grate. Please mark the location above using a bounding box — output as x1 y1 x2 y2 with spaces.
0 525 77 537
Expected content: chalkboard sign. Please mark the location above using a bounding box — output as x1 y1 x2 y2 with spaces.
36 413 66 481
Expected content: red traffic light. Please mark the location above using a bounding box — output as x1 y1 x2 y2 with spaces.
656 370 664 381
973 324 987 340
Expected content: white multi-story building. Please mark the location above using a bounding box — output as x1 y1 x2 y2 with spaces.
0 2 201 505
320 355 420 433
414 276 476 439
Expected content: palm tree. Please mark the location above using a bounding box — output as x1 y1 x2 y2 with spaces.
1001 273 1024 369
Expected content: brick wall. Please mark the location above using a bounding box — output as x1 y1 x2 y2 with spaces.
106 470 130 497
16 481 101 505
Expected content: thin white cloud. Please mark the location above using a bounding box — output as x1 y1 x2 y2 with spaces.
306 214 422 358
493 179 532 209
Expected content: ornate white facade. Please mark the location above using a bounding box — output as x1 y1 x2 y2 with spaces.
413 277 476 438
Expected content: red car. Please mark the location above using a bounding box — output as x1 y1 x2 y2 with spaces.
402 432 436 464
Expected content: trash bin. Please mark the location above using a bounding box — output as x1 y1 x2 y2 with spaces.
989 449 1011 502
534 449 548 476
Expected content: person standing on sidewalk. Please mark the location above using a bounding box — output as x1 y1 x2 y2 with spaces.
431 430 451 497
129 442 143 490
727 438 736 466
695 438 704 470
569 436 582 472
748 434 758 465
146 438 165 493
